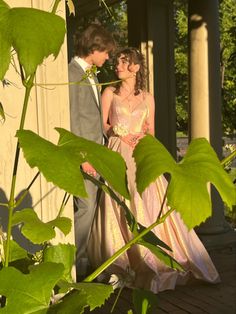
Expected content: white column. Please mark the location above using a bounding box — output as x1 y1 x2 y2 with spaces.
188 0 234 246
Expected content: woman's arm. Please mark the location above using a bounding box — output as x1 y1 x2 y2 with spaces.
101 87 114 136
144 93 155 136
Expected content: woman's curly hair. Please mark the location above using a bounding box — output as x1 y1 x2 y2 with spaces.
114 47 147 95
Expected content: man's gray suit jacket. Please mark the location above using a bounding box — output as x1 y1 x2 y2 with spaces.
68 58 104 144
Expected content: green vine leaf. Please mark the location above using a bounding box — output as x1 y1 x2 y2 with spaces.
137 240 183 271
49 282 113 314
44 244 76 282
0 263 64 313
134 135 236 229
16 129 130 199
0 1 66 80
12 208 71 244
8 239 28 262
0 1 11 80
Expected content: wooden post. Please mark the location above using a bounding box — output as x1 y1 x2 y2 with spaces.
127 0 176 158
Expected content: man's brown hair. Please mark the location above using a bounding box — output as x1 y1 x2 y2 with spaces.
74 24 115 57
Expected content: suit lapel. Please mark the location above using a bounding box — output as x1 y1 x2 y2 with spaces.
71 59 101 111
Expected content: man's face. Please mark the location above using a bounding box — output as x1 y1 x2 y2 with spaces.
90 50 109 67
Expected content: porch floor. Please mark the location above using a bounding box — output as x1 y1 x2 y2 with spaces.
89 236 236 314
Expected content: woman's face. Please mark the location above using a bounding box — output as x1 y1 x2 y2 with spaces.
115 54 136 79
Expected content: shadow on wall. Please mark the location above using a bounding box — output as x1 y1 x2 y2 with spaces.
0 188 42 254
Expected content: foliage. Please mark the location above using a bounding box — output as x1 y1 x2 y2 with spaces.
174 0 236 135
222 144 236 228
174 0 188 134
67 0 128 86
219 0 236 135
0 0 65 80
17 128 129 199
134 135 235 229
0 1 235 313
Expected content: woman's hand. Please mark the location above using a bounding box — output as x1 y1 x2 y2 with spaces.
142 121 150 134
82 162 97 177
121 133 144 148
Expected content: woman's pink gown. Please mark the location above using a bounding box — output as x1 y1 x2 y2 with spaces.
88 92 220 293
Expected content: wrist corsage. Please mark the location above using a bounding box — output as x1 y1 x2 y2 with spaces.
113 123 129 137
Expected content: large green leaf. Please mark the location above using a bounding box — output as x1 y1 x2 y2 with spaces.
134 135 176 195
134 135 236 229
0 263 64 313
12 208 71 244
56 128 130 199
7 239 28 262
48 289 88 314
16 129 130 199
0 1 66 80
0 1 11 80
17 129 86 197
44 244 76 282
49 282 113 314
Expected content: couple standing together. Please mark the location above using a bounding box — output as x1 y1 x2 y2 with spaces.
69 24 220 293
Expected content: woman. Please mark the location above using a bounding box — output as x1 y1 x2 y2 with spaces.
88 47 220 293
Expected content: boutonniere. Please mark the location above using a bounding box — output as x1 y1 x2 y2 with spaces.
85 65 100 78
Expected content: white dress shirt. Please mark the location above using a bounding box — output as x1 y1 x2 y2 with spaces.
74 56 99 105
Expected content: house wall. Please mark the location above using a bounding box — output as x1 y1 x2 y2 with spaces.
0 1 74 250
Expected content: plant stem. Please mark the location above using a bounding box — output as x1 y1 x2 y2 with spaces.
51 0 61 14
57 192 70 218
84 204 174 282
5 74 35 267
14 172 40 208
34 78 122 88
221 149 236 167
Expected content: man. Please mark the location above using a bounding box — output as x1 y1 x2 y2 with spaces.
68 24 115 279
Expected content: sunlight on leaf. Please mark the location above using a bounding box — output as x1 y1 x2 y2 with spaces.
134 135 236 229
8 239 28 262
12 208 71 244
16 129 87 197
0 1 11 80
17 129 129 199
50 282 113 313
134 135 176 195
0 1 66 79
44 244 76 282
0 263 64 313
56 128 130 199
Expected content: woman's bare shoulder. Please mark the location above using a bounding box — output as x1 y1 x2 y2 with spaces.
141 90 154 102
103 86 116 94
